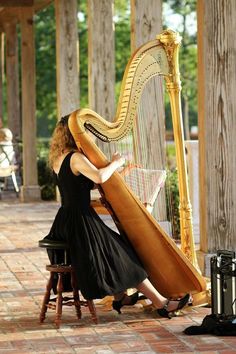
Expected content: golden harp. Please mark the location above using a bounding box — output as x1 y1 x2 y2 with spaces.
68 29 206 298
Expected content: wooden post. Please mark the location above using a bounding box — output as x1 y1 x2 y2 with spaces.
55 0 79 119
185 141 200 244
20 6 41 201
130 0 167 222
87 0 115 157
197 0 236 272
0 33 4 127
5 23 21 140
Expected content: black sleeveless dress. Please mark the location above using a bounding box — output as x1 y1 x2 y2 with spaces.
44 152 147 299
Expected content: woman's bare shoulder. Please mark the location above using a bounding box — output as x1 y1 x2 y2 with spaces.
71 150 86 162
71 150 97 175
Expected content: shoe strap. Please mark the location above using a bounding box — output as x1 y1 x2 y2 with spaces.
163 299 170 310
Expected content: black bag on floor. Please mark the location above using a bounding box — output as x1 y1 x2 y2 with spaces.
184 314 236 336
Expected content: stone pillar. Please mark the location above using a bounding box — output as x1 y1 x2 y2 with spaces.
197 0 236 275
5 23 21 141
55 0 79 118
20 7 41 201
185 140 199 243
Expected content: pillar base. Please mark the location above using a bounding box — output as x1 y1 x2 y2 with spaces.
20 185 41 202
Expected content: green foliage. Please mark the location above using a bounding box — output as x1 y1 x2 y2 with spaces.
35 4 57 137
78 0 89 107
33 0 197 137
37 157 56 200
114 0 131 100
166 144 180 239
36 138 55 200
163 0 198 131
166 168 180 240
78 0 131 106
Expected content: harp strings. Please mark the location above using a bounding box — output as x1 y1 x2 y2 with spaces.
95 75 176 233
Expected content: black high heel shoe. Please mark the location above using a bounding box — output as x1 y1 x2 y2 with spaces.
112 291 140 314
157 293 190 319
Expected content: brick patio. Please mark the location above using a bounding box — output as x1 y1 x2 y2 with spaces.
0 196 236 353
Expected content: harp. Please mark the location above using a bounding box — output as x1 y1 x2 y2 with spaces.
68 29 206 298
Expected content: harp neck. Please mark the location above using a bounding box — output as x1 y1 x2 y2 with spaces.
77 29 182 142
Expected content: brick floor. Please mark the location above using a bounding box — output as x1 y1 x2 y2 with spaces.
0 196 236 353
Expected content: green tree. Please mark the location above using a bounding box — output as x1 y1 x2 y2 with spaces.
78 0 88 108
78 0 131 107
114 0 131 103
34 0 197 139
35 3 57 137
34 0 131 138
163 0 197 137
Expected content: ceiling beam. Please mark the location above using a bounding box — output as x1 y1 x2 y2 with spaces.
0 0 53 29
0 0 34 6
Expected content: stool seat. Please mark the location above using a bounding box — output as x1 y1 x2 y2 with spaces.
39 237 98 327
39 238 69 250
46 264 72 272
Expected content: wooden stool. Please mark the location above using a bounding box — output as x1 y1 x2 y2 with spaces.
38 239 97 328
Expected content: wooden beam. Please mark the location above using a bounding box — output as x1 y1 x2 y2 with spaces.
87 0 115 157
55 0 79 118
0 8 19 26
0 0 33 6
0 33 3 126
5 23 20 140
197 0 236 252
34 0 53 13
197 0 207 253
0 1 53 28
20 6 40 201
0 0 51 9
87 0 115 119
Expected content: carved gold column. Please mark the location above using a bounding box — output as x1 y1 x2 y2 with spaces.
158 30 198 269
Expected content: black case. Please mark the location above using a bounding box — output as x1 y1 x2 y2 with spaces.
211 250 236 316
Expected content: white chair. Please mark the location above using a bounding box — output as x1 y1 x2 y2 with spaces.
0 143 19 195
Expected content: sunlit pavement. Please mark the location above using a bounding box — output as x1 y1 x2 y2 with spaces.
0 195 236 353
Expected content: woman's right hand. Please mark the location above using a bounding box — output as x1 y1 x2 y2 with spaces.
111 152 125 168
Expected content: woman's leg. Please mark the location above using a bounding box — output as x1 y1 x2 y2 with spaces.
114 280 169 307
136 278 187 311
136 278 166 308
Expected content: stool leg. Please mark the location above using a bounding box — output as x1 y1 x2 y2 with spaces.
71 271 81 320
40 272 54 323
87 300 98 324
55 273 63 328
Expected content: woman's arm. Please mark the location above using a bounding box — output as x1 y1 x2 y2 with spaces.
71 151 125 184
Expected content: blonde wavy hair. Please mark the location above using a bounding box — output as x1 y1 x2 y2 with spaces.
48 115 78 169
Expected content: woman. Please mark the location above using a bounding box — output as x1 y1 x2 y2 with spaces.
44 115 190 318
0 128 16 167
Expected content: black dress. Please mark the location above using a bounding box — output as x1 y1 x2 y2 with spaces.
44 151 147 300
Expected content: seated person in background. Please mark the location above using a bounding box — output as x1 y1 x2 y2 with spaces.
0 128 16 167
